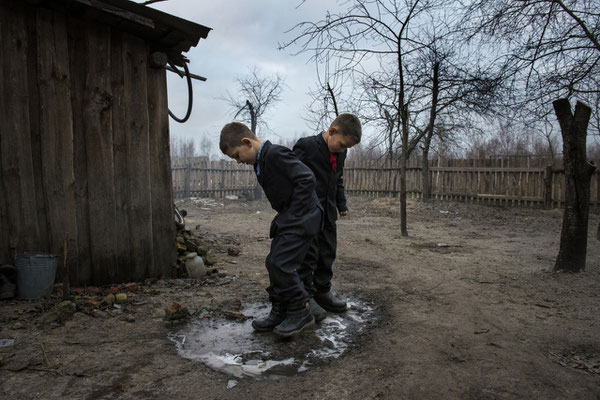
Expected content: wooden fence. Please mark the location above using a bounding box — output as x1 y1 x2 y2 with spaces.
172 158 257 199
171 157 600 210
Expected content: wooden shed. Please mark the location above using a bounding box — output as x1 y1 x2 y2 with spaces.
0 0 211 285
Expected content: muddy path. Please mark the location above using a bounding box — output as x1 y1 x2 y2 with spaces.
1 196 599 399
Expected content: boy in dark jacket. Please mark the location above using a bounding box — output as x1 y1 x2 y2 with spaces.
219 122 323 337
293 113 361 318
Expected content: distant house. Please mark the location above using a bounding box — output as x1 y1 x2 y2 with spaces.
0 0 211 285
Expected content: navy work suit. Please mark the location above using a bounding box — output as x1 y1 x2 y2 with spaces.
254 141 323 304
293 133 348 295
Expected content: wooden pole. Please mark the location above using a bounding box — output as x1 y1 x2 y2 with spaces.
62 233 69 299
148 61 177 278
544 165 553 209
184 162 191 199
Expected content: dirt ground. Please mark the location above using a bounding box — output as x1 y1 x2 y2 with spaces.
1 196 600 399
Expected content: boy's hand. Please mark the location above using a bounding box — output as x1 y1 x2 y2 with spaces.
339 210 348 217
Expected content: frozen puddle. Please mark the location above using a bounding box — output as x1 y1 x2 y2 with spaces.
168 297 374 379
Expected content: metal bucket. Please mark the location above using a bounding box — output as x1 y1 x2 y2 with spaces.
15 253 57 299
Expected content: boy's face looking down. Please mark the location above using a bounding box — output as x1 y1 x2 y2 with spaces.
324 126 357 153
224 138 260 165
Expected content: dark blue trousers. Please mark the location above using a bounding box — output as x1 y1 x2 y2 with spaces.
265 206 322 304
297 221 337 296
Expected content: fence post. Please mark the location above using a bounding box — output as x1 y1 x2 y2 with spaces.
544 165 553 209
183 159 191 199
596 170 600 212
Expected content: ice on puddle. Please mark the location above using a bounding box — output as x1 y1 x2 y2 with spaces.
168 297 374 379
227 380 238 389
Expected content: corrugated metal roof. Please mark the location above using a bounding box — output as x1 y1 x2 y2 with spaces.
24 0 211 64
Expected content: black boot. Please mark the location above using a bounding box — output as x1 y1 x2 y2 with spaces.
273 300 315 337
252 301 286 332
314 291 346 313
309 298 327 322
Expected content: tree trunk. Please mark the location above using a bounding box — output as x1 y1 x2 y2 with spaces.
421 130 435 202
326 82 339 117
397 37 408 236
384 109 394 161
553 99 596 272
421 61 439 202
399 151 407 236
245 100 261 199
422 143 431 201
400 103 409 237
246 100 257 133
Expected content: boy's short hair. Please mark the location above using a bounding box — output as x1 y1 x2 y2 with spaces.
331 113 362 144
220 122 257 153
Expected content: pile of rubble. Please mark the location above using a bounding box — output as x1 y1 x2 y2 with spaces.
175 229 217 278
39 277 229 327
41 282 144 325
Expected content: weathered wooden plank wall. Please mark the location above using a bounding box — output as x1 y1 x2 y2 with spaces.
123 33 154 282
0 3 176 285
84 21 117 283
37 6 81 281
111 30 134 282
68 13 90 285
1 2 35 265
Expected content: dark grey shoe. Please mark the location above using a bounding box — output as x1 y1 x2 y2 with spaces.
273 301 315 337
252 301 286 332
309 298 327 322
314 291 346 313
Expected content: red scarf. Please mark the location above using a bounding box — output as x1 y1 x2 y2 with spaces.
329 151 337 172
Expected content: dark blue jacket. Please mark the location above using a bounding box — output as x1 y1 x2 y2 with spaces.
254 141 321 237
293 134 348 224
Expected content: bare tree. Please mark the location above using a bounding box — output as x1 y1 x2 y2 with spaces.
553 99 597 272
198 135 214 159
222 67 282 199
414 42 504 199
282 0 449 236
461 0 600 134
170 136 197 161
284 0 503 233
532 121 560 165
223 67 284 134
346 138 387 162
359 72 399 161
462 0 600 264
303 58 344 130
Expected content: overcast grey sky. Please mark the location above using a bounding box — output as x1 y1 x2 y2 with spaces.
147 0 343 155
